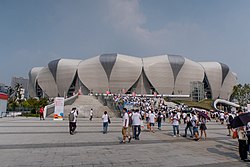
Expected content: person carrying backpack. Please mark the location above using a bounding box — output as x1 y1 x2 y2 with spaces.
69 107 78 135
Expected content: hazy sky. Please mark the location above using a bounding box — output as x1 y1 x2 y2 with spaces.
1 0 250 85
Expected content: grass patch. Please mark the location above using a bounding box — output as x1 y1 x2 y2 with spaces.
173 99 213 111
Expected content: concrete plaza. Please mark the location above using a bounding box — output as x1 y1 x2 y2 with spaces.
0 117 248 167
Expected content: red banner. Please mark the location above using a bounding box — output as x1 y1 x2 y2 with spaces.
0 93 8 100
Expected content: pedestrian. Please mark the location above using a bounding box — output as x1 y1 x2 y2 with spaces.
183 113 193 138
171 112 180 137
199 117 207 140
90 108 93 121
182 112 187 124
102 111 109 134
149 111 156 133
246 122 250 152
238 126 249 161
141 109 145 120
145 111 149 123
120 108 131 143
128 110 133 139
163 110 166 122
68 107 78 135
157 111 163 130
247 122 250 154
191 111 199 141
219 112 225 124
132 109 142 140
39 106 45 120
226 114 234 136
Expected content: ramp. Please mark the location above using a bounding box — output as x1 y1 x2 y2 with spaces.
64 95 116 118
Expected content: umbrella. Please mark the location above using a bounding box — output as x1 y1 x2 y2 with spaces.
230 116 244 129
230 112 250 128
196 110 211 120
239 112 250 124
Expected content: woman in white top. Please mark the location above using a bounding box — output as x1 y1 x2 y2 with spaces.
102 111 109 134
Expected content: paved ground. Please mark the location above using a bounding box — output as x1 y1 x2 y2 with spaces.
0 117 249 167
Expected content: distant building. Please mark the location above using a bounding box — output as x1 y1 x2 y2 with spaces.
0 83 9 94
11 77 29 98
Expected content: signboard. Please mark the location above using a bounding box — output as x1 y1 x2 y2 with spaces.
54 97 64 120
0 93 8 117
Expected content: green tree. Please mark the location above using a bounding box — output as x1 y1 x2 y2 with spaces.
231 84 250 106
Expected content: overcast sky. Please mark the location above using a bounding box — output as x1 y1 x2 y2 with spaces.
1 0 250 85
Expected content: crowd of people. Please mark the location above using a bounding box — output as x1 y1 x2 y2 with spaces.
68 94 250 162
112 95 211 142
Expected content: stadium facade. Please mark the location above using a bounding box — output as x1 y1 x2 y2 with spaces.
28 53 237 100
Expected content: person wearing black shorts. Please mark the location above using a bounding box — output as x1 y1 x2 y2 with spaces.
199 117 207 140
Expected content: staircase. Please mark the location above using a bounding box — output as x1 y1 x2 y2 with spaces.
64 95 116 118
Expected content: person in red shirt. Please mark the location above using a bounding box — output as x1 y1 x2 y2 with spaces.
39 107 44 120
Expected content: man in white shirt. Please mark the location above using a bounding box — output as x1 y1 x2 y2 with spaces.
149 111 156 133
69 107 78 135
171 112 180 137
120 108 131 143
132 109 142 140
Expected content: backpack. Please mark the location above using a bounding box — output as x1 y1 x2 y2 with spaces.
129 115 133 126
108 116 111 124
69 111 75 122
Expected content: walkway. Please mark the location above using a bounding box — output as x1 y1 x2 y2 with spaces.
0 117 248 167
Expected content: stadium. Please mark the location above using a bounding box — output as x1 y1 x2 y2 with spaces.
28 53 237 100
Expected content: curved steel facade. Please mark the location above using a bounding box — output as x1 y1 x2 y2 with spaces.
28 67 43 97
29 53 237 100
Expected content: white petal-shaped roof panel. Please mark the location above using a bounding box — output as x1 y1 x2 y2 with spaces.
199 62 222 99
175 58 204 95
109 54 142 93
28 67 43 97
56 59 81 96
220 71 237 99
37 67 59 97
143 55 174 94
78 56 109 93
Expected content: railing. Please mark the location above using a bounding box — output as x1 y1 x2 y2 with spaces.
1 111 23 117
95 94 122 117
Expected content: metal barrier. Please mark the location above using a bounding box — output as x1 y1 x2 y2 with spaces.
95 94 122 117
